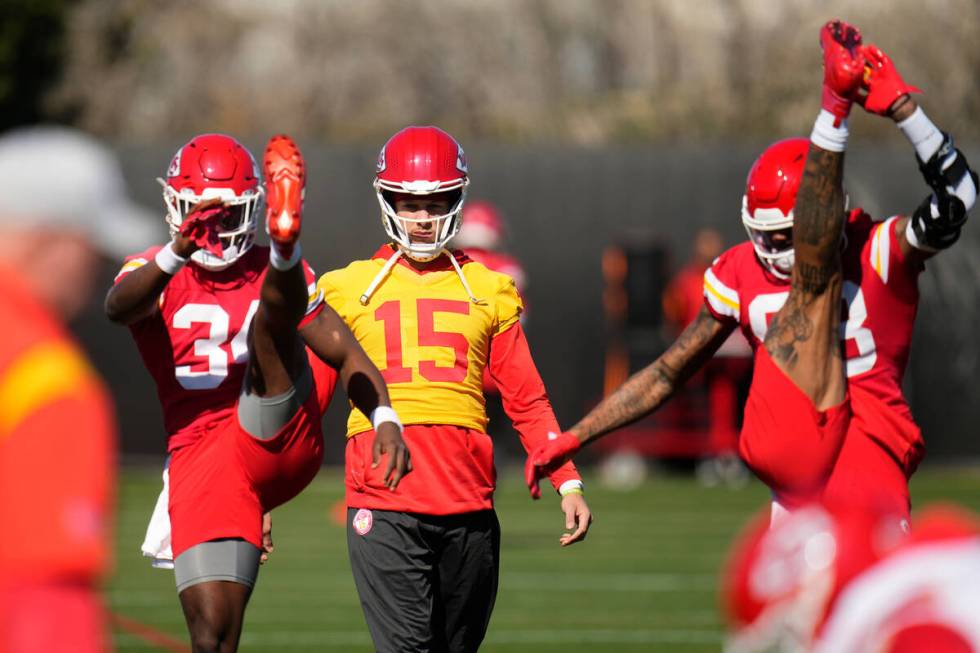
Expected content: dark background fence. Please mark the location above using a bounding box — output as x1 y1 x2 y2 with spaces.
73 141 980 464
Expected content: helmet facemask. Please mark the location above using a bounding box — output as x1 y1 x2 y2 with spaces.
375 183 468 262
742 195 795 280
160 181 263 270
159 133 262 271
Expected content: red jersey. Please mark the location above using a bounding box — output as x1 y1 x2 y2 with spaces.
114 245 323 452
703 210 924 472
0 264 114 586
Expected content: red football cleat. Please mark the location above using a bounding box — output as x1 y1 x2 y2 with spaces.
264 134 305 253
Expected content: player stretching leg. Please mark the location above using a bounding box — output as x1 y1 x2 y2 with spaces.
737 20 861 511
526 21 864 506
526 21 976 523
106 134 408 652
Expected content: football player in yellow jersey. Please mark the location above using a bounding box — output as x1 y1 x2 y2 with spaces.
318 125 591 653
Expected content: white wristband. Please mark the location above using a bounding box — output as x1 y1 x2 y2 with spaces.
270 243 301 271
897 106 944 162
559 480 584 496
370 405 403 432
154 241 188 275
810 109 849 153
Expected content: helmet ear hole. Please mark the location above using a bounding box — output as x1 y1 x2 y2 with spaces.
444 189 463 208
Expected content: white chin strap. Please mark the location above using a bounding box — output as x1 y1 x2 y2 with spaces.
398 243 443 262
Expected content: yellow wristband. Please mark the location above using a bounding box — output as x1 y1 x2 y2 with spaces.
558 480 584 497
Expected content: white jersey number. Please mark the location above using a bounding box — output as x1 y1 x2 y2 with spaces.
747 283 877 378
840 281 877 377
171 301 259 390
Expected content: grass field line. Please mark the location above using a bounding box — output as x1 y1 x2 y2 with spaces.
500 571 716 591
109 571 717 608
114 627 723 648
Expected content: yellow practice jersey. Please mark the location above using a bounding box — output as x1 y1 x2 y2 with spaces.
318 246 522 436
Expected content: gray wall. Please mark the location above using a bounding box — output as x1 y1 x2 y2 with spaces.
74 141 980 463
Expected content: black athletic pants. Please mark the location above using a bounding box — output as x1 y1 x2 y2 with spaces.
347 508 501 653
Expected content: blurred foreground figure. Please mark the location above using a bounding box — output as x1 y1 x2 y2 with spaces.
106 134 404 652
0 127 155 652
527 20 976 521
724 502 980 653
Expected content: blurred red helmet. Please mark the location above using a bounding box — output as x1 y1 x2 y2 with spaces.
373 125 469 261
722 502 905 653
455 200 504 251
160 133 262 269
814 505 980 653
741 138 809 279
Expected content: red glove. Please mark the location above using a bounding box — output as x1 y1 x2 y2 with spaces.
819 20 866 124
179 204 228 257
860 44 921 116
524 431 582 500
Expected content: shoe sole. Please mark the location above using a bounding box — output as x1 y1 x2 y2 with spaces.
264 134 305 245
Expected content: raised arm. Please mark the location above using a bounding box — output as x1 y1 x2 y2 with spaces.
299 306 410 488
858 44 978 264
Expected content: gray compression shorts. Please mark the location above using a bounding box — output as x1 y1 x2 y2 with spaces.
237 359 313 440
174 539 261 593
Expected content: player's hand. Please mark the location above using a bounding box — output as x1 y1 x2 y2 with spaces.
372 422 412 490
260 512 274 565
524 431 582 500
819 19 865 123
559 493 592 547
859 44 921 117
174 198 228 258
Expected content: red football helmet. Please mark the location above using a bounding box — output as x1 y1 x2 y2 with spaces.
813 505 980 653
160 133 262 269
742 138 809 279
722 502 905 653
455 200 504 251
374 126 469 261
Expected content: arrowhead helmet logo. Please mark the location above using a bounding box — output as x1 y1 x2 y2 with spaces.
167 148 183 178
456 143 467 174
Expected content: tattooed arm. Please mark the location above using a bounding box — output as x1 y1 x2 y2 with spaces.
763 143 848 409
568 307 735 445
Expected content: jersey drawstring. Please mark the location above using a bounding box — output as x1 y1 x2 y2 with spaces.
446 249 484 305
358 247 485 306
359 249 403 305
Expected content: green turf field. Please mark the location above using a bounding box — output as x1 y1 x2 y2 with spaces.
108 464 980 652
